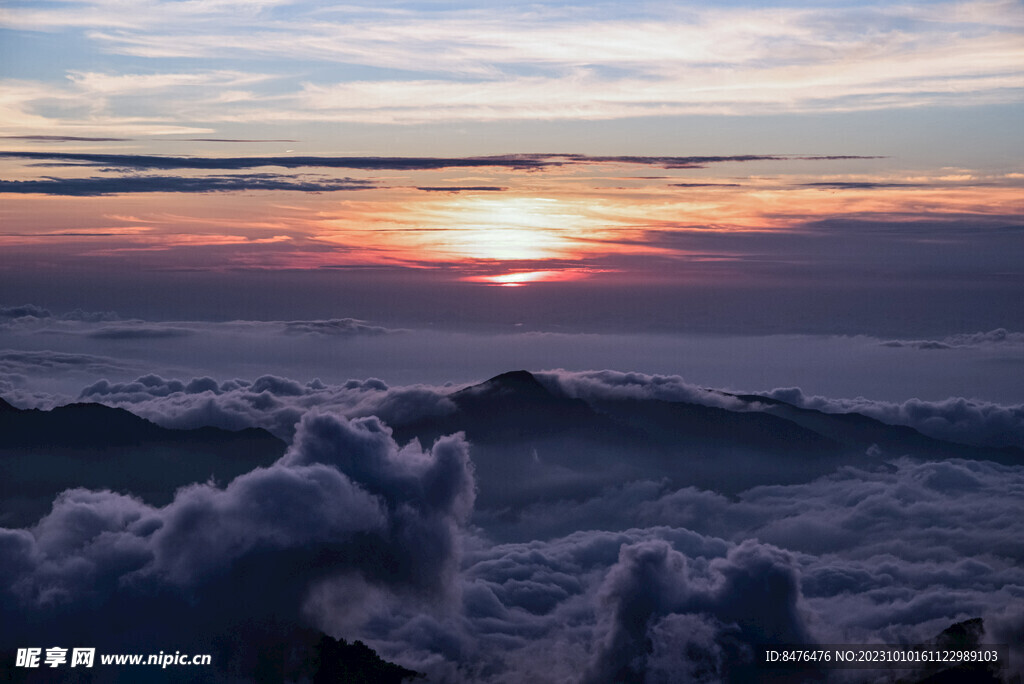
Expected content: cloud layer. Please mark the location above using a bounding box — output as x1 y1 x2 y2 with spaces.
761 386 1024 449
0 411 474 679
0 150 874 173
3 304 1022 444
2 367 1023 681
2 1 1021 132
0 173 376 196
447 457 1024 682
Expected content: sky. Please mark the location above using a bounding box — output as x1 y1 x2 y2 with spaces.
3 0 1023 403
1 0 1022 342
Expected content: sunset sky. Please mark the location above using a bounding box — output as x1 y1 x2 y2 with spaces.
1 0 1022 391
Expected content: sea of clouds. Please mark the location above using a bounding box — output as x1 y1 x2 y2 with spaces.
2 305 1022 681
1 368 1022 681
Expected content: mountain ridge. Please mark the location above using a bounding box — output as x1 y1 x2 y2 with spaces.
3 372 1019 526
0 397 286 527
393 371 1024 510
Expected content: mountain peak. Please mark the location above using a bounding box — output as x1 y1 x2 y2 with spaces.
488 369 543 388
454 370 553 401
0 396 20 413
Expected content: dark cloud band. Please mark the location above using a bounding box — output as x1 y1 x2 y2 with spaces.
0 174 375 196
0 151 881 172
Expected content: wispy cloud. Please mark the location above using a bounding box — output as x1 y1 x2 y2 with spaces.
0 173 376 195
800 181 923 190
0 151 877 172
671 183 742 188
179 138 298 143
415 186 506 193
2 1 1021 133
66 70 271 96
0 135 130 143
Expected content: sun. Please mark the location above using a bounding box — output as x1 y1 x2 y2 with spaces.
462 269 598 286
427 196 584 261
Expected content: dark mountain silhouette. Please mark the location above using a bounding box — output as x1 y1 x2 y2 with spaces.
902 618 1004 684
309 634 423 684
0 399 286 527
4 371 1021 528
0 629 422 684
0 396 420 683
728 392 1024 465
389 371 1024 512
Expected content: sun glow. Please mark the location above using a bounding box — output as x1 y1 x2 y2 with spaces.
423 196 589 261
463 269 596 287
